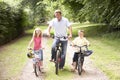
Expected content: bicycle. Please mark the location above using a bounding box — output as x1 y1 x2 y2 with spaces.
27 49 42 77
52 36 68 75
71 45 88 75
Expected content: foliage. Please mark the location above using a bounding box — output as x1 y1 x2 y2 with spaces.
20 0 47 25
63 0 120 30
0 2 25 45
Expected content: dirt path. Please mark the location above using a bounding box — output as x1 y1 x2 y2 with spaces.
19 38 109 80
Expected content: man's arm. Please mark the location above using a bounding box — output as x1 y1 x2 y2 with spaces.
47 25 51 37
68 26 72 39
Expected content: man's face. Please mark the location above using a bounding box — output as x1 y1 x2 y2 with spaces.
54 12 61 19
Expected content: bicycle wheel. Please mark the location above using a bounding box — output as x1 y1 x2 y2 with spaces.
34 63 41 77
55 50 60 75
78 57 82 75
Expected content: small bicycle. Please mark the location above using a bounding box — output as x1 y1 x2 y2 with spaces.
71 45 93 75
27 49 42 77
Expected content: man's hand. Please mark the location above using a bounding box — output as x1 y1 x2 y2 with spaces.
46 26 51 37
46 32 50 37
68 26 72 40
68 34 72 40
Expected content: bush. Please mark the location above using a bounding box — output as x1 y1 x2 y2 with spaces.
0 2 25 45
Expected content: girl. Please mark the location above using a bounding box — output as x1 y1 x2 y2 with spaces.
28 27 44 72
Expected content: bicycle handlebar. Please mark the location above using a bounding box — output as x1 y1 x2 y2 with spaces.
74 45 87 48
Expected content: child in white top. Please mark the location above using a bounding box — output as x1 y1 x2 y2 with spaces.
71 30 90 71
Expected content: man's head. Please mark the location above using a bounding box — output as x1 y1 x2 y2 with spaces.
54 10 62 21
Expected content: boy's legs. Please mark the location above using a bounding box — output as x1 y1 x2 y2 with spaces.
71 52 79 71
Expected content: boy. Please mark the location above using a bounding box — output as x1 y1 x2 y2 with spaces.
71 30 91 71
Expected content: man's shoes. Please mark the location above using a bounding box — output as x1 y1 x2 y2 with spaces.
49 59 54 62
49 59 57 63
59 67 64 71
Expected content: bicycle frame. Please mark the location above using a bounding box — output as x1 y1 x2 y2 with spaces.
52 36 68 75
55 42 62 75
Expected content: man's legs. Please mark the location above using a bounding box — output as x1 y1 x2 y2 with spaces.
50 39 59 61
59 41 68 69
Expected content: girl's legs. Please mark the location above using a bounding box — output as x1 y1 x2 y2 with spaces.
33 60 36 72
39 49 45 72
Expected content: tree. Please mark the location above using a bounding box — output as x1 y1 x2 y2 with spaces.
63 0 120 29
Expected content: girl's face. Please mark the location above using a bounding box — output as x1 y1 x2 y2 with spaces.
35 30 41 35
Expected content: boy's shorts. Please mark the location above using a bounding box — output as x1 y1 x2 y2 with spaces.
33 49 43 64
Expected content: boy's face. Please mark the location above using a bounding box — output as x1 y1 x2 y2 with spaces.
78 31 84 37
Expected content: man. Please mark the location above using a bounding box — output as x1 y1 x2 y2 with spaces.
47 10 72 69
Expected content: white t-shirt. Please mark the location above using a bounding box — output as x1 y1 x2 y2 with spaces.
49 17 71 37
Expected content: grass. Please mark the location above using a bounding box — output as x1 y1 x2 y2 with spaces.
0 23 120 80
89 36 120 80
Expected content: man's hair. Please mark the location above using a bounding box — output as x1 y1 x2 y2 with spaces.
78 30 84 33
54 10 62 14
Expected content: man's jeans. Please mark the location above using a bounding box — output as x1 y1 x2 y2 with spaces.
51 39 68 68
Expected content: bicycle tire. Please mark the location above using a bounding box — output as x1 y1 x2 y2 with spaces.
55 50 60 75
34 63 41 77
78 57 82 75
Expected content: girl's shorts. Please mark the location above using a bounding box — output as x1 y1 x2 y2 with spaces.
33 49 43 64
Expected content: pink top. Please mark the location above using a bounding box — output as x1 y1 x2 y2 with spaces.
34 37 42 50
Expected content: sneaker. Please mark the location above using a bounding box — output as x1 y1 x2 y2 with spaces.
32 70 35 73
71 68 75 72
82 68 85 72
49 59 54 62
59 67 64 71
41 69 45 73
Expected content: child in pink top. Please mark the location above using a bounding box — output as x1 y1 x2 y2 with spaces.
28 27 44 72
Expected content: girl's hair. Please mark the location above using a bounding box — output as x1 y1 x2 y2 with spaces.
33 27 42 37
